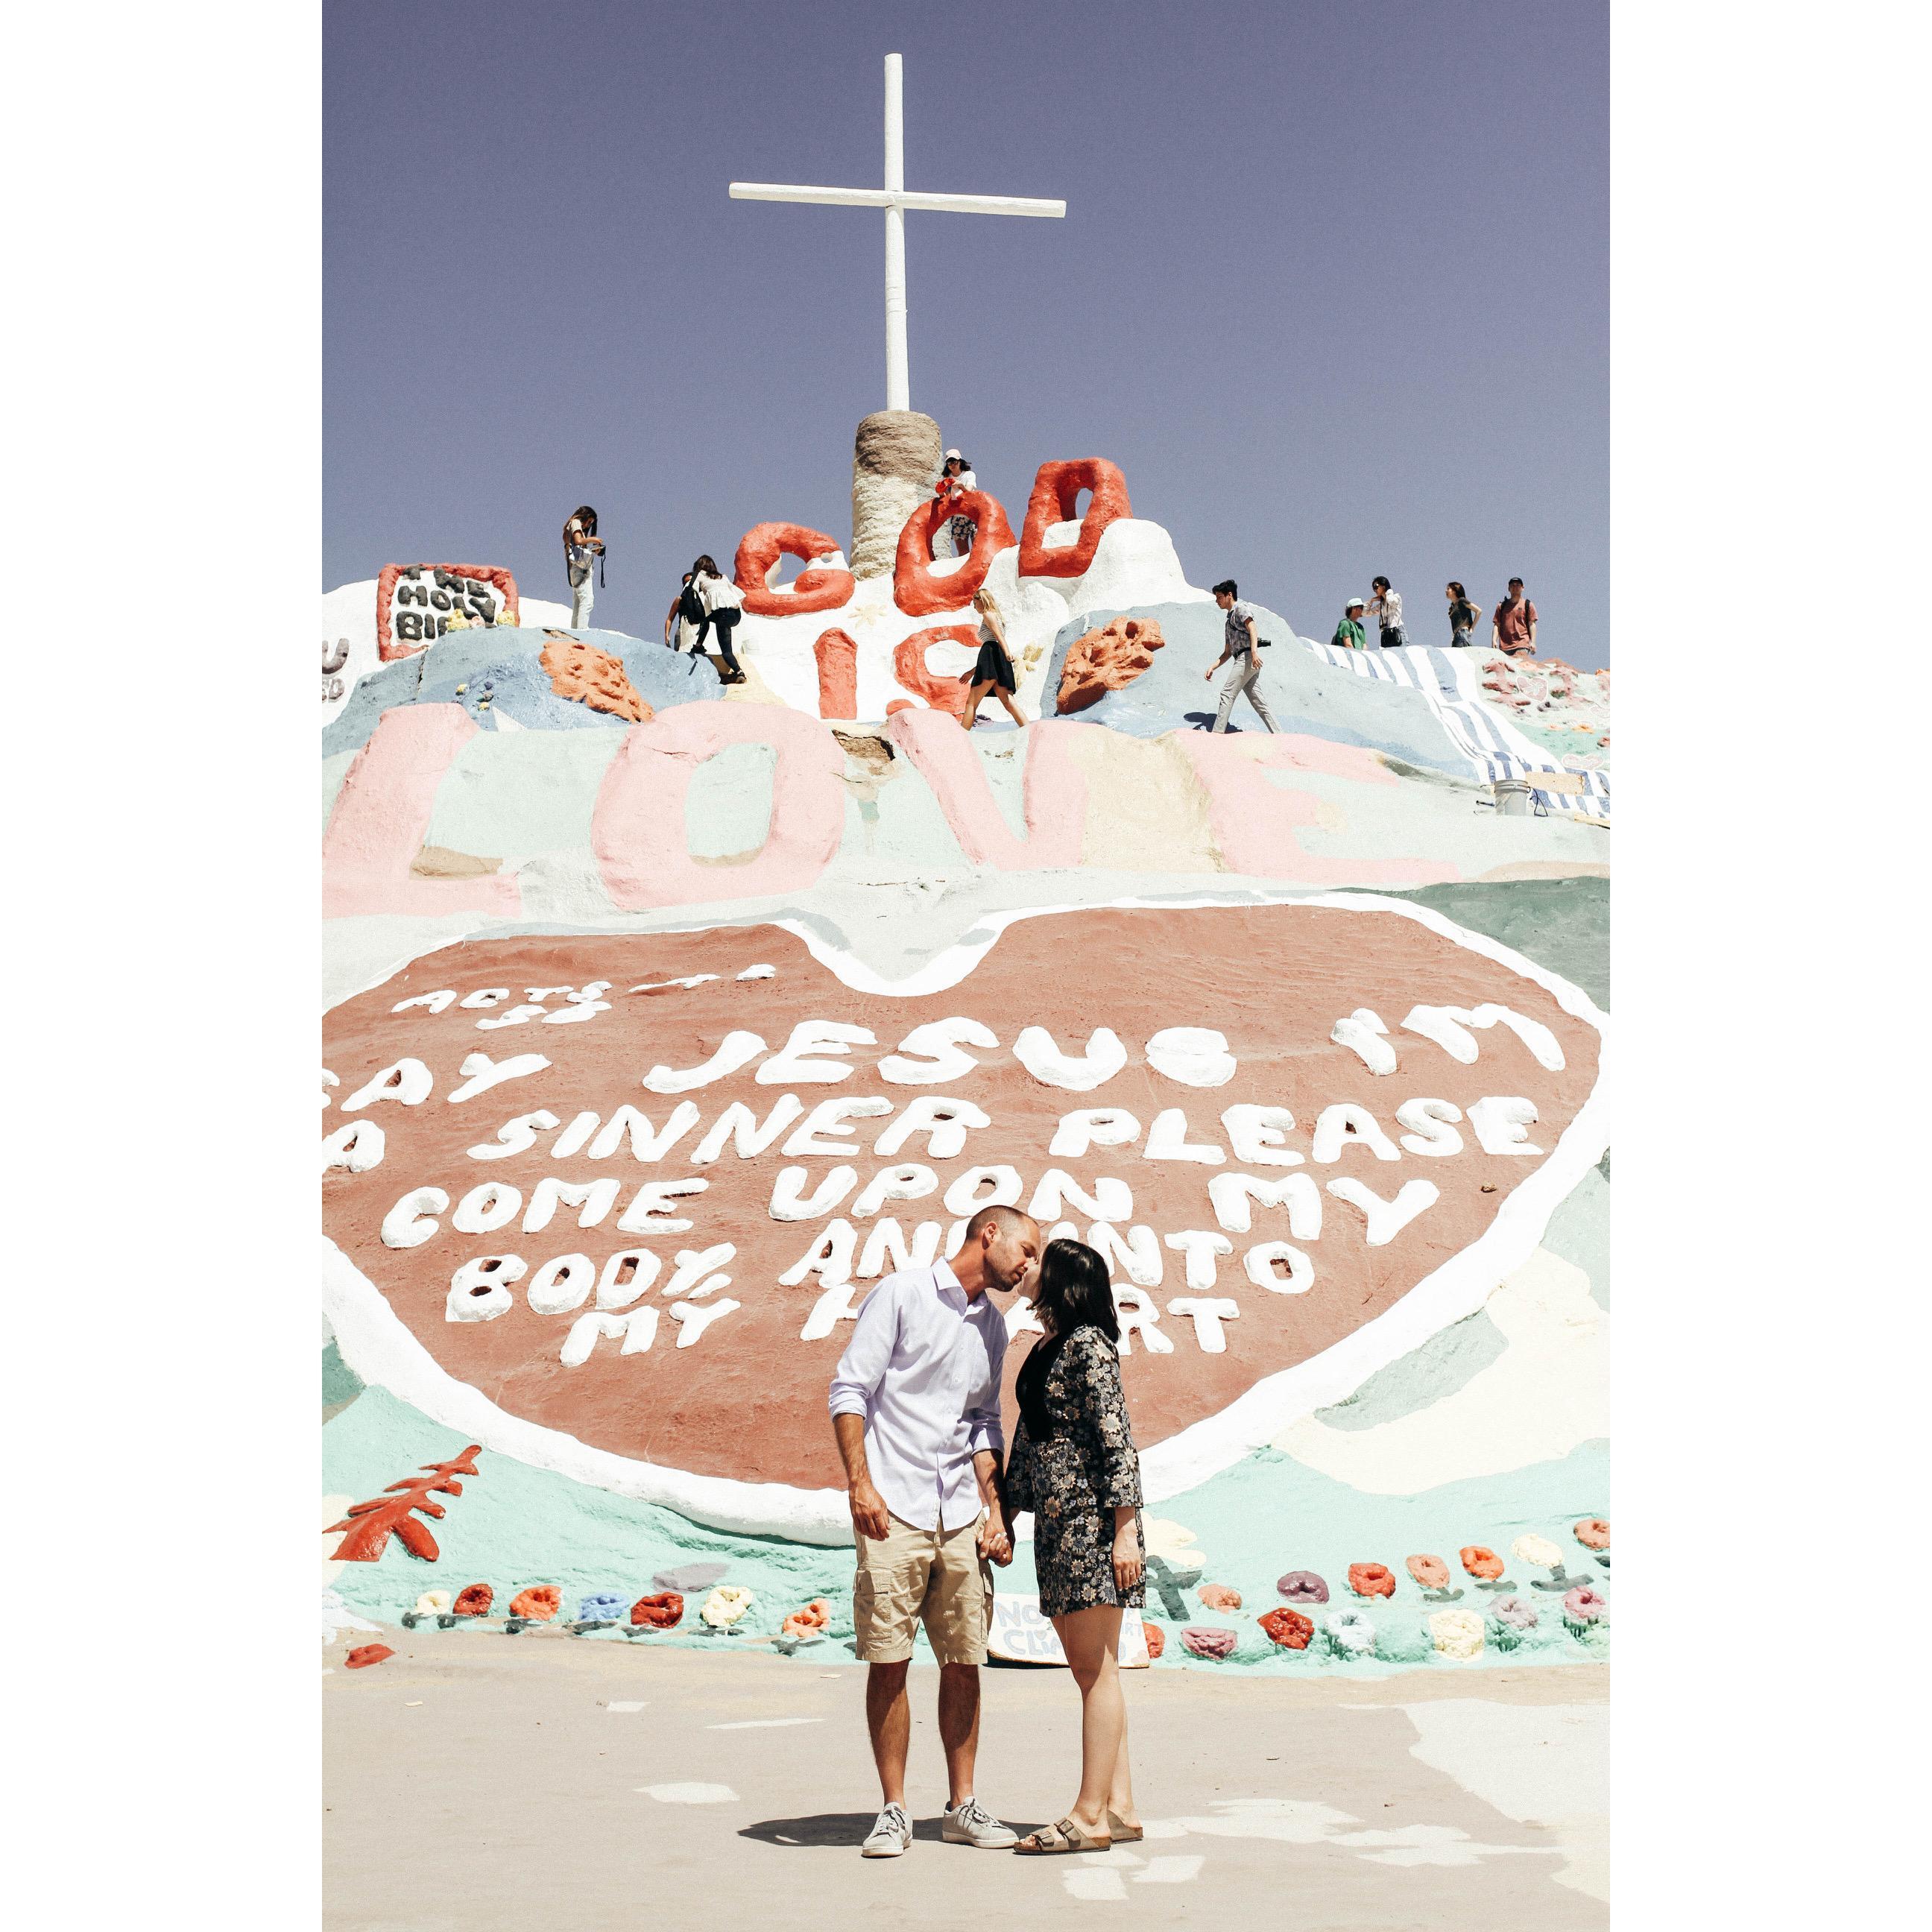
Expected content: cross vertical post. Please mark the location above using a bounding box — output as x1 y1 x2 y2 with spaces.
883 54 909 412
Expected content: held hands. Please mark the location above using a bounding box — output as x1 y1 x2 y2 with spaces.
848 1477 890 1543
978 1511 1014 1567
1113 1521 1145 1594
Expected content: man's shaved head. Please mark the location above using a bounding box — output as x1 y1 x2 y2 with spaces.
963 1203 1034 1245
959 1203 1041 1295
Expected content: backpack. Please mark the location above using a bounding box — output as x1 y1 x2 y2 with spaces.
678 581 706 627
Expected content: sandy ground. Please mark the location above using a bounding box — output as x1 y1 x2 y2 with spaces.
324 1635 1606 1929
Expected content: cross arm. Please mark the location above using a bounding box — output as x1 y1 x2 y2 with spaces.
729 182 1065 218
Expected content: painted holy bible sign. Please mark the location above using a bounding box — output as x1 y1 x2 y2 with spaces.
321 900 1607 1541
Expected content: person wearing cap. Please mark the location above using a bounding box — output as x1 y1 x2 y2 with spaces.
1332 596 1368 651
934 451 978 557
1367 577 1407 648
1491 578 1538 657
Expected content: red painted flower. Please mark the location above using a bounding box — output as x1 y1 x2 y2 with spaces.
1142 1620 1167 1661
1460 1546 1505 1580
344 1644 393 1669
452 1583 494 1617
628 1591 685 1629
1348 1563 1397 1600
509 1584 562 1622
1258 1608 1315 1650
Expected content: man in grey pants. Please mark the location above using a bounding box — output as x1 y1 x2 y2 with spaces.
1205 579 1280 734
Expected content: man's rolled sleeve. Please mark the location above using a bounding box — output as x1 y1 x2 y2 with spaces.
827 1277 897 1420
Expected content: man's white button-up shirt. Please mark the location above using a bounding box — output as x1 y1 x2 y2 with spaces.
827 1262 1008 1532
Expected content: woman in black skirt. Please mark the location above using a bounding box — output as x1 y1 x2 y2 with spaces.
1005 1239 1145 1854
963 587 1026 730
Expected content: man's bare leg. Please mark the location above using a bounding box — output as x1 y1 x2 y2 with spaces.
865 1659 912 1806
937 1661 981 1805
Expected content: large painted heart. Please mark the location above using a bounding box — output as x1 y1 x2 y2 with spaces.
322 897 1606 1541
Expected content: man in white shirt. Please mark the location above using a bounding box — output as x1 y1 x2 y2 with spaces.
829 1203 1042 1857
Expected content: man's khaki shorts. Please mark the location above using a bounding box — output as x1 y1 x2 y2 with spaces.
853 1512 993 1666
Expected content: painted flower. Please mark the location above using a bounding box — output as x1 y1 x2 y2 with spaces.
782 1600 831 1640
1460 1545 1505 1580
628 1591 684 1629
1406 1555 1450 1590
509 1585 562 1622
1491 1595 1540 1632
1573 1518 1611 1550
577 1593 625 1623
1430 1607 1486 1660
413 1590 453 1617
701 1585 755 1629
1258 1608 1314 1650
1325 1609 1376 1656
1180 1625 1238 1660
452 1583 494 1617
344 1644 394 1669
1142 1621 1167 1661
1348 1563 1396 1600
1197 1584 1243 1611
1563 1586 1608 1627
1512 1533 1563 1570
1276 1570 1330 1606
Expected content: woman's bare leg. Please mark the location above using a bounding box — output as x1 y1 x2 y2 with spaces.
962 678 993 727
1051 1607 1126 1835
1106 1705 1138 1827
997 688 1027 727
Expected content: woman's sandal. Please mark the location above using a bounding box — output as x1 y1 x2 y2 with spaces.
1106 1811 1144 1843
1014 1815 1111 1855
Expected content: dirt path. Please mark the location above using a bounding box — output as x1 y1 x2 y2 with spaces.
324 1636 1607 1929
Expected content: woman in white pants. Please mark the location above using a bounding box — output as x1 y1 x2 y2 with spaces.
564 506 603 628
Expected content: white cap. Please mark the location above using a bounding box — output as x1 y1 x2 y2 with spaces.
1345 596 1365 608
944 448 961 460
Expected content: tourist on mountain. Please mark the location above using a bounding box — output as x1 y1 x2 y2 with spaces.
1367 576 1407 648
1332 595 1368 650
563 506 603 630
665 572 704 652
1205 579 1281 734
935 450 977 557
1005 1238 1147 1856
1447 581 1482 648
828 1205 1041 1860
690 556 747 684
1491 578 1538 657
962 587 1026 730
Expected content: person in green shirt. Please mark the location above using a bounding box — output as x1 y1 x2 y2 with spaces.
1331 596 1368 650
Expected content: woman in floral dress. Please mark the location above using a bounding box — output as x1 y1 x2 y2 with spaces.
1005 1239 1146 1854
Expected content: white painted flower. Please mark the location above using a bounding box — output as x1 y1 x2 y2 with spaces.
1512 1532 1563 1569
1430 1607 1486 1661
414 1590 452 1616
701 1585 755 1629
1324 1609 1376 1656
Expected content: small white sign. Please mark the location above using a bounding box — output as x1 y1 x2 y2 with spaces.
987 1593 1149 1669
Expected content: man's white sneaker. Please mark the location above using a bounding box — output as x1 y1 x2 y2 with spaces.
942 1798 1019 1849
861 1803 912 1857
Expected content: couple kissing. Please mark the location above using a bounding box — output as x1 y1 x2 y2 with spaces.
827 1205 1146 1858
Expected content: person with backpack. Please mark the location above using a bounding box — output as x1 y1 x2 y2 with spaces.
1446 581 1482 647
564 506 603 630
666 572 703 651
1491 578 1539 657
691 555 748 685
1331 595 1368 650
1203 578 1281 734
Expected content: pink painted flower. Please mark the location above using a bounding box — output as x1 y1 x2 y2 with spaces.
1406 1554 1450 1590
1180 1625 1239 1661
1276 1570 1329 1605
1563 1586 1607 1626
1573 1518 1611 1550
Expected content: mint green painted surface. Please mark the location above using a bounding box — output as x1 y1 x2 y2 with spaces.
423 730 624 858
684 742 777 862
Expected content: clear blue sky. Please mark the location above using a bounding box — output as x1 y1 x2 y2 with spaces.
325 0 1607 665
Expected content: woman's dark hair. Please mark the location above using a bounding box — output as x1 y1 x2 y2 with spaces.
1372 575 1390 592
1031 1237 1119 1344
692 554 719 578
1448 581 1466 599
564 506 597 569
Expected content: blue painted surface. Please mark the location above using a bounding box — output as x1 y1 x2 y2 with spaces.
321 626 724 758
1042 602 1473 777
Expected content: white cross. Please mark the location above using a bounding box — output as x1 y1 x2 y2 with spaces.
730 52 1065 413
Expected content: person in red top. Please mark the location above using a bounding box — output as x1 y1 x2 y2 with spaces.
1491 578 1538 657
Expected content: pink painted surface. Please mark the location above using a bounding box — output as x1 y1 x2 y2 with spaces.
884 709 1088 870
322 706 523 918
1178 733 1461 886
591 702 846 910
